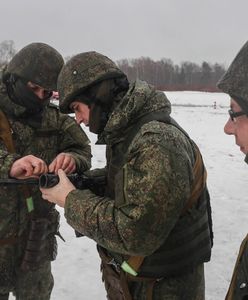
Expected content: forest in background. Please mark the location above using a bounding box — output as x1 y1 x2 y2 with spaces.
0 40 226 92
117 57 225 92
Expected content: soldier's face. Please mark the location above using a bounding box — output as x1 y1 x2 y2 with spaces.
70 101 90 126
27 81 52 100
224 99 248 154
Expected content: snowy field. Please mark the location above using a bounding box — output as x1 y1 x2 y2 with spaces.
10 91 248 299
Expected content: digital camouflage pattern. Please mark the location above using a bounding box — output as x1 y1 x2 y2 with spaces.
6 43 64 91
225 235 248 300
58 51 125 113
217 40 248 112
64 80 206 299
0 82 91 298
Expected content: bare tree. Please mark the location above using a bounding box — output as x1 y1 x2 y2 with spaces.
0 40 16 66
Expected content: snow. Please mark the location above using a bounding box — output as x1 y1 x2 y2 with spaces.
9 91 248 299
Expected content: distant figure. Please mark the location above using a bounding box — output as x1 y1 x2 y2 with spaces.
213 101 217 109
41 51 213 300
218 40 248 299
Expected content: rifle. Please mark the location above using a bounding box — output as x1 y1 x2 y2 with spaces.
0 173 106 195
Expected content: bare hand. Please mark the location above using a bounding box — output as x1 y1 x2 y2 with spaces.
10 155 48 179
48 152 76 174
40 169 76 207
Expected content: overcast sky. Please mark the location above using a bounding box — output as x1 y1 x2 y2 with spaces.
1 0 248 67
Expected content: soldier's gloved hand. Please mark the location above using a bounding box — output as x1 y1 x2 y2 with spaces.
9 155 48 179
40 169 76 207
48 152 76 174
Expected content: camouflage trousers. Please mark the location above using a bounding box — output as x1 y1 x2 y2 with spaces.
129 264 205 300
0 261 54 300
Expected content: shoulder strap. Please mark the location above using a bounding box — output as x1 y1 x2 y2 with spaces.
181 143 207 215
0 109 33 213
0 109 15 153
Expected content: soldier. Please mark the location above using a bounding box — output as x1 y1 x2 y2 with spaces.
0 43 91 300
217 40 248 300
41 51 213 300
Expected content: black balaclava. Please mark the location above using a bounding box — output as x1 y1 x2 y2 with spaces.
4 73 51 115
78 77 129 134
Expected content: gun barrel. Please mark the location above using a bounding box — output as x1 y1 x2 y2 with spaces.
39 174 59 188
39 173 80 188
0 178 39 185
0 173 106 195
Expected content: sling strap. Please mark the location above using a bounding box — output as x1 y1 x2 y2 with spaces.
0 110 15 153
181 143 207 215
0 110 32 200
0 109 33 247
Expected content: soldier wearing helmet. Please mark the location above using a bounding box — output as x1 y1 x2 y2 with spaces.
218 40 248 300
0 43 91 300
41 51 213 300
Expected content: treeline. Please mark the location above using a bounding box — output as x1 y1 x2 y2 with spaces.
0 40 226 92
117 57 226 92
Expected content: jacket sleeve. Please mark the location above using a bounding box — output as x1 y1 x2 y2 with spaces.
58 113 92 172
64 125 194 256
0 141 20 178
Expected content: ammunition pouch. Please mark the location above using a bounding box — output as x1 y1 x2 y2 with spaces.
21 210 60 271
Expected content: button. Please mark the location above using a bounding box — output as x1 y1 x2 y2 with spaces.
240 282 247 289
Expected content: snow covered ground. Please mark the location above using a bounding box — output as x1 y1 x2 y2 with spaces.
10 91 248 299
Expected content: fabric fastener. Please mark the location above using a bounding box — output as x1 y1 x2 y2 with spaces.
107 258 120 272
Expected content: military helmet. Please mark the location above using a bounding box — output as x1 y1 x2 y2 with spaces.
217 40 248 111
58 51 125 113
6 42 64 91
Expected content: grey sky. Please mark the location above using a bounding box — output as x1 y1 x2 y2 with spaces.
1 0 248 67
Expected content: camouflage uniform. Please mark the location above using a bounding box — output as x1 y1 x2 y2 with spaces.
0 44 91 299
218 40 248 300
58 52 212 300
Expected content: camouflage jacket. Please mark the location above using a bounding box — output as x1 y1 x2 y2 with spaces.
64 80 197 255
64 80 209 299
225 235 248 300
0 83 92 239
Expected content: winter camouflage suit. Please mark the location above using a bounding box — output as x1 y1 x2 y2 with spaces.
218 40 248 300
58 52 213 300
0 44 91 299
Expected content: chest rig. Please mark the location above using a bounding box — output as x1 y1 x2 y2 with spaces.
103 111 213 278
